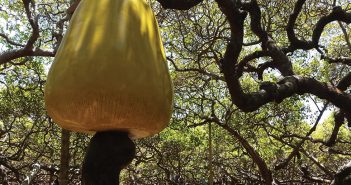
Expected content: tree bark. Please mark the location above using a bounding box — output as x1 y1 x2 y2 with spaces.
59 129 71 185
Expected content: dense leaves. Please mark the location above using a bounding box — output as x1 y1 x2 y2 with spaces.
0 0 351 184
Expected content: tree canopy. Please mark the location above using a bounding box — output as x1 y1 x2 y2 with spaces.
0 0 351 184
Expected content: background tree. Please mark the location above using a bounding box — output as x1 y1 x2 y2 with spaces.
1 0 351 184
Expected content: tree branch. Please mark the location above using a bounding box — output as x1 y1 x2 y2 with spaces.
312 7 351 46
325 56 351 66
0 33 25 47
326 111 345 147
0 0 55 65
338 21 351 50
242 0 294 76
226 74 351 113
220 124 275 185
286 0 307 49
337 73 351 113
156 0 203 10
288 6 351 50
300 166 331 183
275 103 328 170
215 0 249 112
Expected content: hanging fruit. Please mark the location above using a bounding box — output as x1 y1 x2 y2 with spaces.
45 0 173 139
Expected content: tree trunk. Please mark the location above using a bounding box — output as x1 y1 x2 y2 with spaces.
59 129 71 185
208 123 214 185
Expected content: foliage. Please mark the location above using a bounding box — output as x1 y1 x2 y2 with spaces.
0 0 351 184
